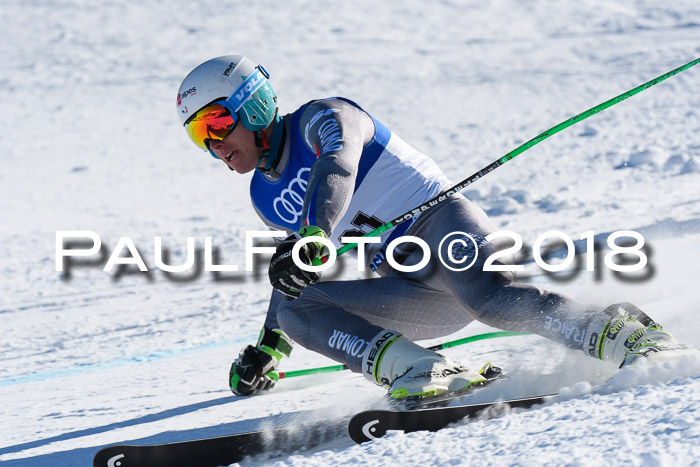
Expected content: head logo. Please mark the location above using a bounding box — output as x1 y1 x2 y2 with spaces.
107 453 125 467
362 420 381 440
177 93 181 106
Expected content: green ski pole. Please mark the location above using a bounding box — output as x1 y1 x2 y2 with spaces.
285 58 698 378
315 57 700 261
277 331 528 379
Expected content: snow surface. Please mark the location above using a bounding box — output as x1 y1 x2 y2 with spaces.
2 0 700 465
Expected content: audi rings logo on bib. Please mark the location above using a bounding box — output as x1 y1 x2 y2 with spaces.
274 168 311 224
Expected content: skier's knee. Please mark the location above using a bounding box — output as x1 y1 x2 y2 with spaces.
459 272 518 328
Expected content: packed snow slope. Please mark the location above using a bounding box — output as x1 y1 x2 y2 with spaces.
2 0 700 465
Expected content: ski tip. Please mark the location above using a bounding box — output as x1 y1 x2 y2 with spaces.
348 410 390 444
93 446 127 467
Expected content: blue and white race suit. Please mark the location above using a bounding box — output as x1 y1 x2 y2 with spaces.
251 98 605 373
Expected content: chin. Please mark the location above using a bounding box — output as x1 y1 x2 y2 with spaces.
236 166 254 174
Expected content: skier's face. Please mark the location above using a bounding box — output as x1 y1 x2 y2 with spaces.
207 124 262 174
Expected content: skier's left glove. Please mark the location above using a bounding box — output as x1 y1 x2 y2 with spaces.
269 225 329 300
229 328 293 396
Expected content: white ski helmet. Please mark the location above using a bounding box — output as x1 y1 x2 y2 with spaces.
177 55 277 140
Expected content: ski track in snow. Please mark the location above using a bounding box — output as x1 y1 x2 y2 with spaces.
1 0 699 465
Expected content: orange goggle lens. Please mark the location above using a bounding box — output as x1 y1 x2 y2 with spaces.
184 103 238 150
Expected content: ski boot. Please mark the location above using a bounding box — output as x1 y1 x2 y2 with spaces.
362 330 489 399
586 302 695 368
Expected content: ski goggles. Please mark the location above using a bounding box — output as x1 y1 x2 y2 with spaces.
184 102 239 151
183 65 270 152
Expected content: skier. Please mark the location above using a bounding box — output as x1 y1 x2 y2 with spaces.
177 55 691 399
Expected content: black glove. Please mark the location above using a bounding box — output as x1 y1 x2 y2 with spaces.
229 328 293 396
269 226 328 300
229 345 278 396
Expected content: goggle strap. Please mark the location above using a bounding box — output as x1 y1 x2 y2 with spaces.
225 67 268 113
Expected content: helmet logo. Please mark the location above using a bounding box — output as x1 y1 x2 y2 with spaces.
223 62 236 76
178 87 197 107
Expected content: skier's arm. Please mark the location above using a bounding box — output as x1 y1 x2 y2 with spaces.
297 99 375 235
267 100 373 300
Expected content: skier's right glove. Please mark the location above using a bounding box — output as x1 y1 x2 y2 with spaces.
268 225 328 300
229 328 293 396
